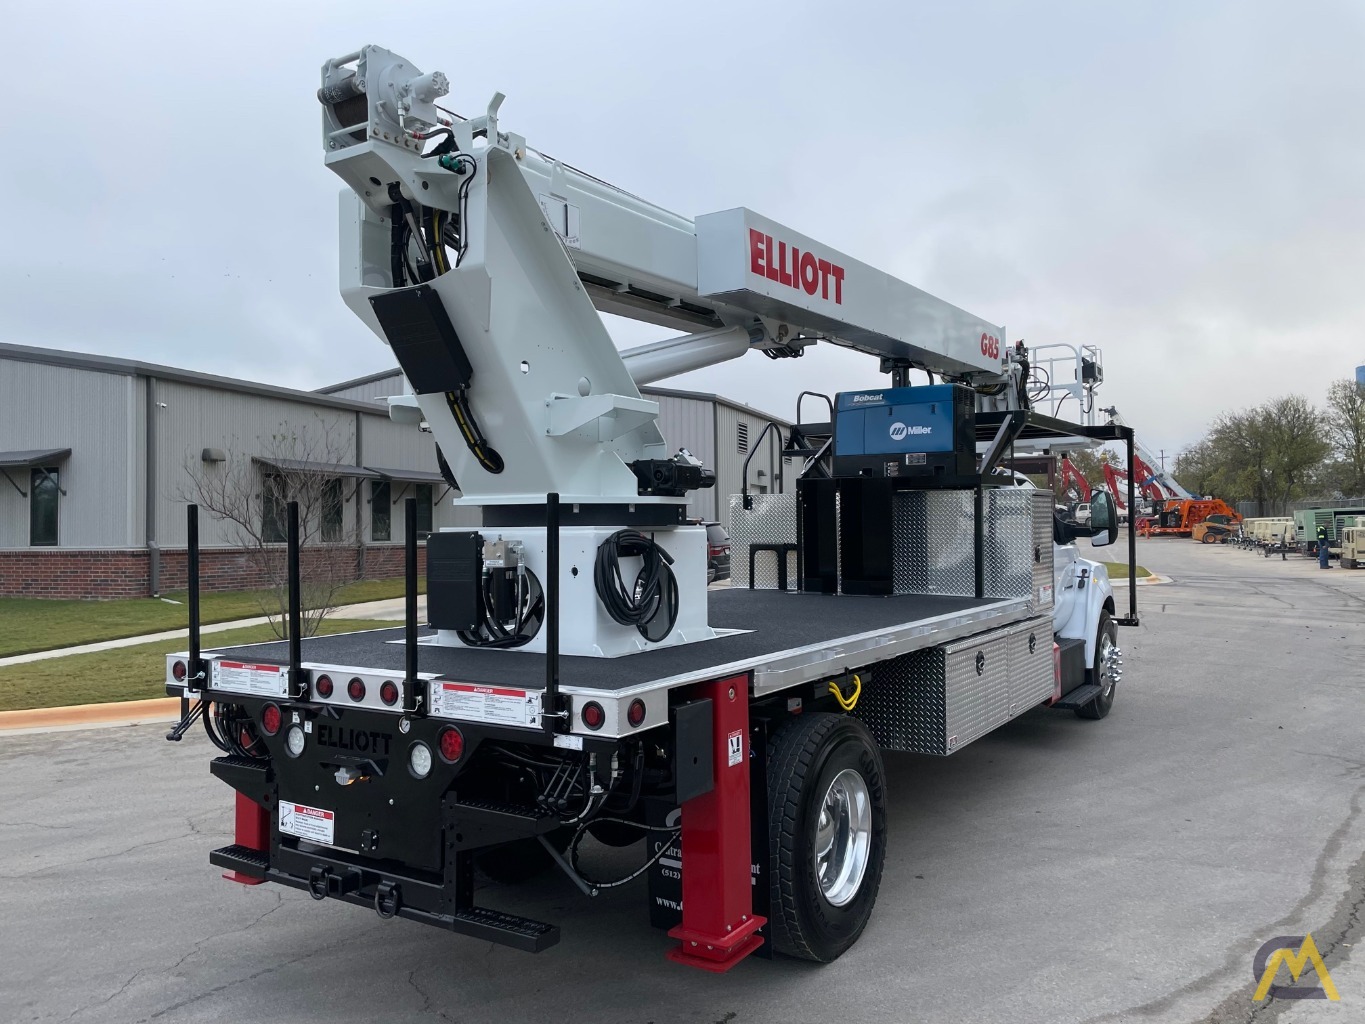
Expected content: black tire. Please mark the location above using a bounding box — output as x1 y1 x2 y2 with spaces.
1076 612 1118 720
766 713 887 962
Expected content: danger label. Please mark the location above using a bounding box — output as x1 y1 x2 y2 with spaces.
279 801 335 845
727 729 744 767
431 681 540 728
212 660 287 697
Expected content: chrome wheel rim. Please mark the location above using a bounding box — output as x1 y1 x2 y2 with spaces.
814 768 872 907
1099 634 1120 698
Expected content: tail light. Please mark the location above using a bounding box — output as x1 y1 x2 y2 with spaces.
581 701 605 730
438 726 465 762
347 677 366 702
627 699 647 728
171 660 188 682
260 703 282 736
380 681 399 706
315 674 334 699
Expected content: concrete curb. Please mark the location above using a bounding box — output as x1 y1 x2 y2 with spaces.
1110 574 1172 587
0 697 180 735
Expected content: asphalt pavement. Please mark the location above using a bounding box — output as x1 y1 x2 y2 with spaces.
3 537 1364 1023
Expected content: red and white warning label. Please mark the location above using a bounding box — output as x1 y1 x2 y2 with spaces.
431 682 541 728
727 729 744 767
212 660 288 697
278 801 335 845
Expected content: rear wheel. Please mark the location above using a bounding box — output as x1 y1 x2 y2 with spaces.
766 713 887 962
1077 612 1119 720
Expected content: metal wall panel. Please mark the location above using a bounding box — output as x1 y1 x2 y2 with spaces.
651 392 718 522
322 371 408 403
0 358 137 548
713 404 795 535
153 380 360 548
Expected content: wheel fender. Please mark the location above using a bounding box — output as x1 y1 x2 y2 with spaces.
1053 564 1115 665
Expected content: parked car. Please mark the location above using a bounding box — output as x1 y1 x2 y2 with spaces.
705 522 731 583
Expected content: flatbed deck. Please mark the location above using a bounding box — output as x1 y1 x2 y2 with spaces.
204 588 1033 701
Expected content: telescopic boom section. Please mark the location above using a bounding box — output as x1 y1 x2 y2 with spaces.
320 45 1008 504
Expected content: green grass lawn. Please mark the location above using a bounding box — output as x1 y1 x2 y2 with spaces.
0 576 424 659
1097 562 1152 579
0 618 397 712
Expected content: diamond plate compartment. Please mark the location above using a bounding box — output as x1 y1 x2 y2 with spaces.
893 491 975 596
728 493 798 589
856 617 1055 754
1032 490 1056 613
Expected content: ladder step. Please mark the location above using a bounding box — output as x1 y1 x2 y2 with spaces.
447 799 560 849
1051 682 1103 711
450 906 560 952
210 755 271 801
210 843 269 879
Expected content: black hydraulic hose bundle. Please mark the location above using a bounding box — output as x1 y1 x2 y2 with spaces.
593 530 679 642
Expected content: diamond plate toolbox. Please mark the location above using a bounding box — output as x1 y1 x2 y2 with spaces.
728 493 798 589
856 616 1055 755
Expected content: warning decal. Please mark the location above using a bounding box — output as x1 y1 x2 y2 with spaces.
279 801 335 845
727 729 744 767
212 660 288 697
431 681 540 728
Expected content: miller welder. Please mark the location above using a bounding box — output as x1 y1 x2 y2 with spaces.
832 384 976 479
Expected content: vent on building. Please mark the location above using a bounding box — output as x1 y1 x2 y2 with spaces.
737 421 749 454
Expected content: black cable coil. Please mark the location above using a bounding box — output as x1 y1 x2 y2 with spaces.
593 530 679 642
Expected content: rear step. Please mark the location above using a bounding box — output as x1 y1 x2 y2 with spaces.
451 907 560 952
448 799 560 849
1051 682 1103 711
210 843 269 880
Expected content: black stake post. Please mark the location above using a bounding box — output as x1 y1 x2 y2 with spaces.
287 500 303 698
543 492 562 732
187 504 202 686
1123 431 1140 625
403 497 421 715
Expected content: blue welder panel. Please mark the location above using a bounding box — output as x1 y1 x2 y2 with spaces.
835 386 957 456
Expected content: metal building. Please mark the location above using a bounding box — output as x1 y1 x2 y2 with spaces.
0 344 468 598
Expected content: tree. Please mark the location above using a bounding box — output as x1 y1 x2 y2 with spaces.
177 417 359 638
1324 378 1365 495
1193 395 1329 514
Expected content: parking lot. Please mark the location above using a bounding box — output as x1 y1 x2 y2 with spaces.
3 535 1364 1024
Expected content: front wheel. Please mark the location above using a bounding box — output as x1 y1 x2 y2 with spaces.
766 713 887 962
1076 612 1119 720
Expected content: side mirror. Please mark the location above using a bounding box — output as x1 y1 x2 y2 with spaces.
1088 491 1119 548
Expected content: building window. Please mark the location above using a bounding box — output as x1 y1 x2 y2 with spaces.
261 473 287 543
30 468 59 546
415 483 433 539
371 480 391 541
737 421 749 454
321 478 344 543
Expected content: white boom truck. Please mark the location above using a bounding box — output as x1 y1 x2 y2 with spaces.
163 45 1138 971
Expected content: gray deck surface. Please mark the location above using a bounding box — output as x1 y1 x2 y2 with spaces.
208 588 1001 692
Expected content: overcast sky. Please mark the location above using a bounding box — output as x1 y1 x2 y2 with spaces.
3 0 1363 459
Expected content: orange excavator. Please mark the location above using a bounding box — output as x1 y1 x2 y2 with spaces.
1059 456 1091 510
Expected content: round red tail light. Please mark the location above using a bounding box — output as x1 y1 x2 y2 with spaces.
380 681 400 706
171 660 187 682
314 674 334 699
260 703 282 736
581 701 605 730
627 699 647 728
438 726 465 762
347 677 366 702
